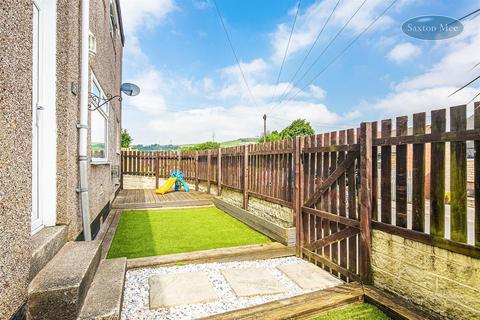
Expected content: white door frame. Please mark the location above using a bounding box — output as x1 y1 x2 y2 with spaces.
32 0 57 235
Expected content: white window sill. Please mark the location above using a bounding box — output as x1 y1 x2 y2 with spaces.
91 160 111 165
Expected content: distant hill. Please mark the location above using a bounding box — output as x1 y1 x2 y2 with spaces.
220 138 258 148
132 138 257 151
132 144 180 151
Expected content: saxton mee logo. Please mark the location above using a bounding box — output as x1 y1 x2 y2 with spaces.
402 15 463 40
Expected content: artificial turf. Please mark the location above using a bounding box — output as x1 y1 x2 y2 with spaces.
107 207 272 259
312 303 390 320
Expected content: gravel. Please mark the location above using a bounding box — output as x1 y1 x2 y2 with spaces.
121 256 334 320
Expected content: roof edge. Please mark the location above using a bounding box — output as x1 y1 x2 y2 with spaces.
115 0 125 46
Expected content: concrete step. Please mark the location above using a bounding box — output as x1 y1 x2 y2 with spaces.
78 258 127 320
30 225 67 281
27 241 102 320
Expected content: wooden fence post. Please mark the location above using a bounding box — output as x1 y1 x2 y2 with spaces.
359 122 373 284
217 148 222 196
195 151 199 191
243 145 249 209
177 150 181 172
207 150 211 194
155 152 159 189
294 136 304 256
120 150 124 189
475 102 480 247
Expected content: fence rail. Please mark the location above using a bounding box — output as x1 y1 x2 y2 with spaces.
121 103 480 275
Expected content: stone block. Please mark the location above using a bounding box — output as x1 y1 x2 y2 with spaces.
78 258 126 320
222 268 286 297
436 277 480 311
30 226 67 281
277 263 342 290
27 241 101 320
149 271 219 308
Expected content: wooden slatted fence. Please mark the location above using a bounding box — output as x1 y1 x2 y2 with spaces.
372 104 479 254
121 102 480 282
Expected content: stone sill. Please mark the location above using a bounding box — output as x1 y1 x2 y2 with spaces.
91 160 111 166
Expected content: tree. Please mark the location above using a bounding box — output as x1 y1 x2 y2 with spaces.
280 119 314 139
258 130 282 143
121 129 132 148
182 141 221 152
259 119 314 142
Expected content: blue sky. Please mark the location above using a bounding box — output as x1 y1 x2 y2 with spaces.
120 0 480 145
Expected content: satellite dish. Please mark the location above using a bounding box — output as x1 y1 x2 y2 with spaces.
120 83 140 96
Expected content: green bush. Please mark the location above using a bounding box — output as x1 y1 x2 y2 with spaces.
181 141 221 152
259 119 314 143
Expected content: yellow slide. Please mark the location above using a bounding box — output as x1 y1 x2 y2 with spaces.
155 177 177 195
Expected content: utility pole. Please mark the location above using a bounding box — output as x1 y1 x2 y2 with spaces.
263 114 267 143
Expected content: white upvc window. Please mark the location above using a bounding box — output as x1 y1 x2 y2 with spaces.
91 74 108 162
109 0 118 36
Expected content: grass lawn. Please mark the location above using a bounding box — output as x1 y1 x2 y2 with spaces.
107 207 272 259
312 303 390 320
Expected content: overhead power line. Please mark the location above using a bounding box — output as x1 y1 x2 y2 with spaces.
449 74 480 97
447 8 480 100
269 0 302 106
213 0 259 107
457 8 480 22
278 0 398 107
273 0 368 110
268 0 341 116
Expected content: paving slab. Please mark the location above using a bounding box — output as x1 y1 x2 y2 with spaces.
221 268 286 297
149 271 219 309
277 263 343 290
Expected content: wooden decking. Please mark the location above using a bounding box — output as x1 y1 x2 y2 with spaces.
112 189 213 209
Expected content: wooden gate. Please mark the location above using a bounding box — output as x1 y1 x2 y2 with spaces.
295 123 372 283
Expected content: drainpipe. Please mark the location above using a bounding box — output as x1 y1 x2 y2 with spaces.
78 0 92 241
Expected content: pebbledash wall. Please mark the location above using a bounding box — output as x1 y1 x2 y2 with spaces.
0 1 33 319
0 0 123 318
196 182 294 228
55 0 123 240
371 230 480 319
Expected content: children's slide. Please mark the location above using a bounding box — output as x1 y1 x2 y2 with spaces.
174 174 190 192
155 177 177 195
155 171 190 195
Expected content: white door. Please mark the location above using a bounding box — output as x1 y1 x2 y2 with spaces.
32 1 42 232
31 0 57 234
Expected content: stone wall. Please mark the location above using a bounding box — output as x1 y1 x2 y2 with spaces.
0 1 33 318
372 230 480 319
215 187 293 228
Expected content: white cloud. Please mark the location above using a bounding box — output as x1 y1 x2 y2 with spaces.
120 0 176 61
387 42 421 63
370 87 478 117
270 0 404 62
142 100 354 144
308 85 326 99
366 19 480 117
221 58 269 79
124 69 167 115
120 0 175 35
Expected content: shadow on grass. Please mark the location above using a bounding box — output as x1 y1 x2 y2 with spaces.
107 210 157 259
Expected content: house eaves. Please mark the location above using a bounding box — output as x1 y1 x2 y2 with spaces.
115 0 125 46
